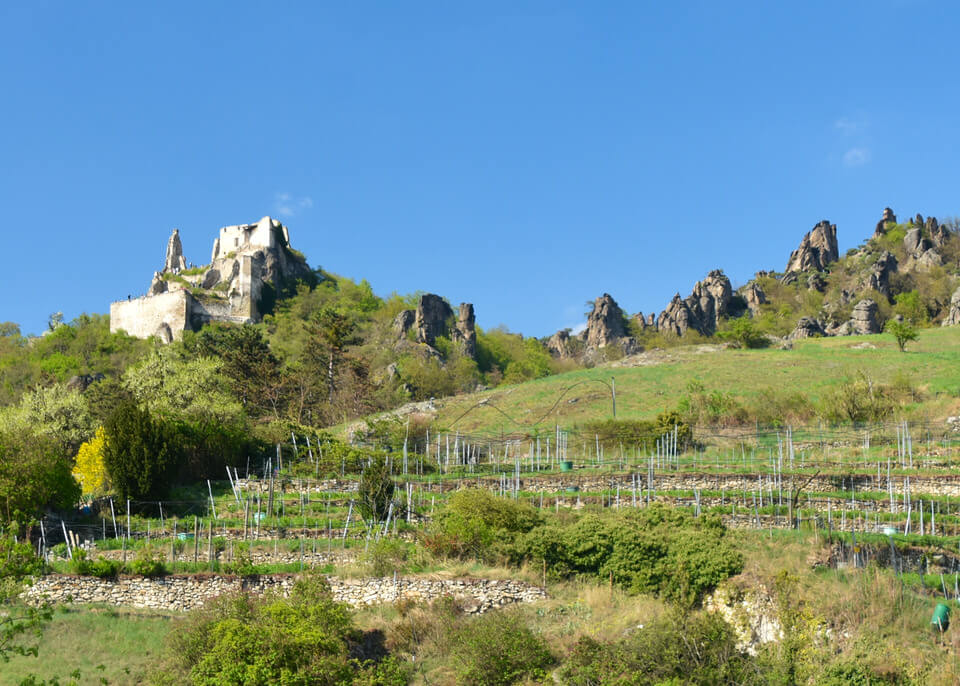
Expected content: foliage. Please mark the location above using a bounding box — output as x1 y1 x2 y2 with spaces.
718 315 768 349
102 399 180 501
357 454 396 522
128 545 166 577
450 610 554 686
0 527 52 663
818 372 897 425
162 573 408 685
425 489 541 562
517 505 743 604
558 609 756 685
886 319 919 353
358 538 409 577
71 427 108 498
893 290 929 325
677 379 748 427
0 431 79 524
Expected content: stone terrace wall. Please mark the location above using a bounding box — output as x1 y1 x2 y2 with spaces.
24 575 546 614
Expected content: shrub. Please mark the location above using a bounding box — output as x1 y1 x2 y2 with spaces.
128 545 165 577
425 489 541 561
359 538 409 577
451 610 553 686
357 454 396 522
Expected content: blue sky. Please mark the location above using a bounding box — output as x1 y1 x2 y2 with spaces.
2 1 959 337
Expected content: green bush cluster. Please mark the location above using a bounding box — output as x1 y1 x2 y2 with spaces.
451 610 554 686
518 505 743 605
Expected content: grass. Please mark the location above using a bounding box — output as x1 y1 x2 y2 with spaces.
0 604 174 686
418 326 960 434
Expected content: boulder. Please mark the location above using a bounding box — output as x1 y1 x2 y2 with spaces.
941 287 960 327
785 220 839 274
164 229 187 273
903 227 925 255
585 294 629 349
874 207 897 238
65 373 105 392
807 272 827 292
851 299 881 335
789 317 825 339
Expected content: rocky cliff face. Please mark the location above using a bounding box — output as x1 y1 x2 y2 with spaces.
785 220 839 274
394 294 477 358
873 207 897 238
585 293 629 348
657 270 732 336
164 229 187 273
942 287 960 327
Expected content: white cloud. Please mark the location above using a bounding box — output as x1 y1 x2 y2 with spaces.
842 147 871 167
274 192 314 218
570 322 587 335
834 116 866 135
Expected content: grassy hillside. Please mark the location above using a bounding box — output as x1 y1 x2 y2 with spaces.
416 325 960 435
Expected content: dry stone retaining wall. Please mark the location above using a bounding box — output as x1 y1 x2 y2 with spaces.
23 574 546 614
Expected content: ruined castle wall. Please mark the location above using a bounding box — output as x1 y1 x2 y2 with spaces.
214 217 276 260
110 291 191 340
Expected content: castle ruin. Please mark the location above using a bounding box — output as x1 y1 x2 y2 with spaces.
110 216 311 342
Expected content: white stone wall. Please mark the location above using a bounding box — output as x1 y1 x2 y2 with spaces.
110 291 190 341
24 574 547 614
213 216 278 260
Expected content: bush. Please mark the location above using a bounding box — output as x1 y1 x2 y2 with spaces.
357 454 396 522
359 538 409 577
558 609 755 685
451 610 553 686
424 489 541 562
517 505 743 604
128 545 165 577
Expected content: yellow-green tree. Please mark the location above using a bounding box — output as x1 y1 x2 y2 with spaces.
72 427 109 497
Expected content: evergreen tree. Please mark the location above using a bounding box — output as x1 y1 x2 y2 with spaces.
102 400 179 501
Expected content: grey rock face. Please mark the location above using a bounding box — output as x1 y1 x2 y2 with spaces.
632 311 649 331
740 283 766 315
657 270 733 337
785 220 839 274
851 299 881 335
586 293 628 349
546 329 573 358
451 303 477 358
789 317 825 339
942 287 960 327
414 294 454 348
927 216 950 248
807 272 827 292
393 310 415 338
164 229 187 273
874 207 897 238
904 227 925 255
868 251 898 296
148 271 168 296
65 373 105 392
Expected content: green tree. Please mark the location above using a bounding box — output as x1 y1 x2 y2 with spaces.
885 319 918 352
0 528 51 663
0 432 79 526
306 307 358 403
718 316 767 349
892 290 929 325
102 400 179 501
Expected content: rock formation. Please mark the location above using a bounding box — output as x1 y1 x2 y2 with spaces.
451 303 477 358
873 207 897 238
789 317 825 339
414 294 454 348
785 220 839 274
164 229 187 273
657 270 732 337
546 329 574 358
867 252 898 297
927 216 950 248
393 310 415 338
148 271 168 295
585 294 629 349
942 287 960 327
851 299 881 335
740 283 766 316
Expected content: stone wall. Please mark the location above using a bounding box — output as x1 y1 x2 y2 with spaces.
110 290 190 341
23 574 547 614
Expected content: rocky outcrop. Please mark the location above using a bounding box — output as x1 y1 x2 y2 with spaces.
942 287 960 327
788 317 825 339
451 303 477 358
546 329 574 358
740 283 766 316
927 216 950 248
65 373 105 392
414 294 454 348
867 251 898 297
851 299 881 334
585 294 629 349
393 309 415 338
163 229 187 273
785 220 839 274
409 295 477 358
148 271 168 295
874 207 897 237
657 270 732 337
